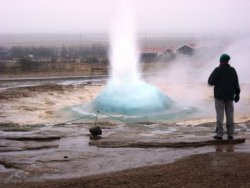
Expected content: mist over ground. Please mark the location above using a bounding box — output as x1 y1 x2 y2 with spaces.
144 35 250 119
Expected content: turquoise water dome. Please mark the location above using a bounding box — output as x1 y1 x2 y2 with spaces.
90 81 176 115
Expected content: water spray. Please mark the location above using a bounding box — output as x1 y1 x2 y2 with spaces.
68 1 196 121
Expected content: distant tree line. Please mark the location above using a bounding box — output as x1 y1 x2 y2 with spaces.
0 44 108 60
0 44 110 74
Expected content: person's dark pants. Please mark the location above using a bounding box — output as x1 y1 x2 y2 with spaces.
215 99 234 137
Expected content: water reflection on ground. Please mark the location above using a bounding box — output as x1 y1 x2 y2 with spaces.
0 120 249 183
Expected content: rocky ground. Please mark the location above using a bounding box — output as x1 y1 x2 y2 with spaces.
1 81 250 187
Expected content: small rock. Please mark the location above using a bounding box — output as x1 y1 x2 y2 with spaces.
89 126 102 136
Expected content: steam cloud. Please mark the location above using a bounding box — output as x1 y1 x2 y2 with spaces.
146 35 250 118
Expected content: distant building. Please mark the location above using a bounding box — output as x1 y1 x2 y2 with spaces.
140 48 166 55
160 48 175 62
139 48 166 62
175 45 195 56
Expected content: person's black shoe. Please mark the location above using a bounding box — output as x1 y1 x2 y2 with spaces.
228 136 234 140
213 135 223 140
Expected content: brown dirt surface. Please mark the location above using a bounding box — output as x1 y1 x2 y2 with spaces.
0 84 74 100
3 152 250 188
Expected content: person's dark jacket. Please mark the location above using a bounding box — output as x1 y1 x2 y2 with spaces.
208 64 240 101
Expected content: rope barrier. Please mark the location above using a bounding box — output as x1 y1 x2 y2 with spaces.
52 110 153 129
53 113 96 126
95 111 160 130
97 110 138 126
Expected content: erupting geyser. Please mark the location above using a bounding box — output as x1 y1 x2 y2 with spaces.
89 2 177 116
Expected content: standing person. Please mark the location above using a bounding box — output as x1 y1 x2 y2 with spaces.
208 54 240 140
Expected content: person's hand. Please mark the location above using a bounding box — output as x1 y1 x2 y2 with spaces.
234 95 240 103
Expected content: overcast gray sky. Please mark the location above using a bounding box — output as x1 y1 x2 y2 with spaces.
1 0 250 34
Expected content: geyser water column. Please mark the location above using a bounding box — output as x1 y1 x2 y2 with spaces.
89 1 176 116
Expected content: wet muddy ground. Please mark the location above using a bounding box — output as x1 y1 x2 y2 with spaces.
1 119 250 184
1 80 250 185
